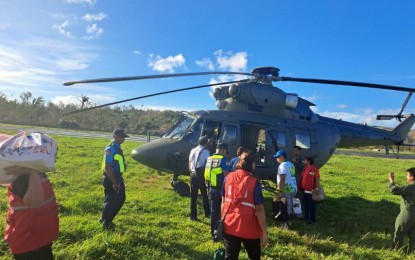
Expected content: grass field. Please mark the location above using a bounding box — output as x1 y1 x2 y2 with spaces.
0 132 415 259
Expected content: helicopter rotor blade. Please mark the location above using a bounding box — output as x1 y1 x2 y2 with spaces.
397 92 413 118
63 71 253 86
277 76 415 92
63 79 247 115
376 92 413 121
376 115 395 120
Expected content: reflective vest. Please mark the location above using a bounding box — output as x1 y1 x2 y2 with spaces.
204 154 224 188
5 174 59 254
102 141 126 173
223 169 262 239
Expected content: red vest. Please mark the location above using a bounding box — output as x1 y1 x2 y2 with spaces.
222 169 262 239
5 175 59 254
300 165 320 191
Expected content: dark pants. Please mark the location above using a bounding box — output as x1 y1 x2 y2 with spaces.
101 174 126 226
304 192 316 223
210 188 222 237
392 209 415 252
13 244 53 260
190 168 210 219
223 232 261 260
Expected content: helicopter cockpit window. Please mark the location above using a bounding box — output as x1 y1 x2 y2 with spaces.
181 120 204 145
221 125 237 146
202 121 222 142
295 130 310 149
164 115 196 139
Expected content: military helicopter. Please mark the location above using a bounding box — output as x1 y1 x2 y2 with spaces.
64 67 415 196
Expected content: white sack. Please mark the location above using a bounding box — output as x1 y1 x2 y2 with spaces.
0 131 57 184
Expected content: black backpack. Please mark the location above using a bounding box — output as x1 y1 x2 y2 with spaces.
271 199 289 222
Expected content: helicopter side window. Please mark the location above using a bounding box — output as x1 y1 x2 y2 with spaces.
295 130 310 149
221 125 237 146
164 115 195 139
181 120 204 145
267 130 287 151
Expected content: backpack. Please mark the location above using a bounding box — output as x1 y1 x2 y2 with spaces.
271 199 289 222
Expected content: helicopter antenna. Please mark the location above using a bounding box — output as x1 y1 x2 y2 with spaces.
63 79 247 115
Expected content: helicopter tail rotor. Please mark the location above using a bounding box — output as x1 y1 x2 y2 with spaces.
376 92 413 121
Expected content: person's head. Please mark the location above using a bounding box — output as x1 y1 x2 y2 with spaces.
236 146 244 156
113 128 129 144
293 146 302 157
236 149 256 172
216 143 228 156
406 167 415 183
198 136 209 146
303 156 314 166
273 150 287 163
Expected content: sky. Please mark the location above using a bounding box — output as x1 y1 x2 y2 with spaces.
0 0 414 128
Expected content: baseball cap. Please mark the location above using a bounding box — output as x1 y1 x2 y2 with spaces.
113 128 129 138
273 150 287 158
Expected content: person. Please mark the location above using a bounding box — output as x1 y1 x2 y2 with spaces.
222 150 269 259
100 128 129 230
388 168 415 252
228 146 244 173
205 143 229 241
300 156 320 224
274 150 297 219
292 146 304 218
188 136 211 221
4 166 59 260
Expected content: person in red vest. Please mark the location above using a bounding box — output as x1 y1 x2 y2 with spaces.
221 150 268 260
300 156 320 224
3 166 59 260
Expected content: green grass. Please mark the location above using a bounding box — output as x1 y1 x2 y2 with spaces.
0 133 415 259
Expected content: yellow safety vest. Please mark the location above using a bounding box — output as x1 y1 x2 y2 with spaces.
204 154 224 187
102 141 126 173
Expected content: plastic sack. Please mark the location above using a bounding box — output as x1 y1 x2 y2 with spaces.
292 197 303 217
312 187 325 202
0 132 57 184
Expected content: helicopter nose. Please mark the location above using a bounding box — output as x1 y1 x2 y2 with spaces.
131 146 149 165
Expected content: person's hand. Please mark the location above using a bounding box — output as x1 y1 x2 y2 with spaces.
260 234 269 247
112 182 121 192
4 166 38 176
388 172 395 183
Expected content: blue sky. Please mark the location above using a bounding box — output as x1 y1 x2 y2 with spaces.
0 0 414 128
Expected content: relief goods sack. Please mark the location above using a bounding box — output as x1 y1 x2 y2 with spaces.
312 187 325 202
0 132 57 183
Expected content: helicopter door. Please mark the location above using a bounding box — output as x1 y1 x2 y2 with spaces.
219 123 238 156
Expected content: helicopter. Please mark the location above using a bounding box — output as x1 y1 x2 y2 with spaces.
64 66 415 196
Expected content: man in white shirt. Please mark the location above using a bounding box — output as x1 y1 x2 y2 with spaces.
188 136 211 220
274 150 297 217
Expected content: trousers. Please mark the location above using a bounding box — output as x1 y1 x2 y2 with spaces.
101 174 126 226
223 232 261 260
190 167 210 219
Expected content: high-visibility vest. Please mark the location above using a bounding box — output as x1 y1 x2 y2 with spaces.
204 154 224 188
223 169 262 239
5 174 59 254
102 141 126 173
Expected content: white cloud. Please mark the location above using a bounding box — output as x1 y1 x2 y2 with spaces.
51 95 80 106
133 50 142 55
82 13 106 22
147 53 185 73
52 20 73 38
56 58 89 70
86 23 104 37
196 58 214 70
65 0 97 5
214 50 247 71
337 103 348 109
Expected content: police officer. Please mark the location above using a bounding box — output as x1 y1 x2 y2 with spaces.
205 143 229 241
100 128 129 230
388 168 415 252
188 136 211 221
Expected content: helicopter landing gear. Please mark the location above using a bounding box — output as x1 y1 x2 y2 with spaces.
170 176 190 197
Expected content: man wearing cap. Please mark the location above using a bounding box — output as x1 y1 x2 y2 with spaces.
100 128 129 230
188 136 211 221
274 150 297 220
205 143 229 241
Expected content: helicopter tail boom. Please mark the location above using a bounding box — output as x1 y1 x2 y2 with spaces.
392 113 415 142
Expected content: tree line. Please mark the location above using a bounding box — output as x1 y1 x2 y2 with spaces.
0 91 181 135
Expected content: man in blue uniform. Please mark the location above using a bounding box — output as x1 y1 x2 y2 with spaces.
100 128 129 230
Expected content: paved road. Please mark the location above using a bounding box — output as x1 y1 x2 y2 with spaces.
0 125 150 142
